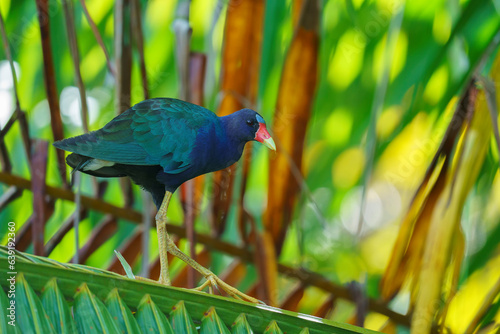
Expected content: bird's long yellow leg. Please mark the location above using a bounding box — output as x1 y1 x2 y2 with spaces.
156 191 260 303
156 191 173 285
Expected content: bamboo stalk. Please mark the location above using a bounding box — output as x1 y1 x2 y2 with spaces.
264 0 320 254
180 54 207 286
35 0 68 186
212 0 265 236
172 0 196 287
236 0 265 247
114 0 134 207
114 0 132 115
130 0 151 279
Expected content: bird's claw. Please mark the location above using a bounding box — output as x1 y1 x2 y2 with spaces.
194 271 261 304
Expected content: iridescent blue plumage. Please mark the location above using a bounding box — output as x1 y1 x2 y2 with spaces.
54 98 274 208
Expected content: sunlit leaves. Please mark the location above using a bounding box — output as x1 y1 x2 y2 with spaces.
323 108 353 147
432 9 452 44
328 30 365 90
376 106 402 140
423 65 449 105
332 148 365 190
372 31 408 82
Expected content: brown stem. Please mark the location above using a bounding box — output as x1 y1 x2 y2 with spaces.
34 0 68 186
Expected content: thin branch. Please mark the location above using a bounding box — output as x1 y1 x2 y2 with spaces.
205 0 225 98
114 0 134 207
129 0 151 277
173 0 192 101
131 0 149 100
30 140 49 256
73 171 81 263
140 191 151 278
78 0 116 76
61 0 89 133
114 0 132 114
35 0 68 186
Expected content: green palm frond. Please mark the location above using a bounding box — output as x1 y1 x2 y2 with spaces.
0 246 375 334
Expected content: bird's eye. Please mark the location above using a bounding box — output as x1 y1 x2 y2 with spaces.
246 119 254 126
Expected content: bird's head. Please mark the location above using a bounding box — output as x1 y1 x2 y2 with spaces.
229 108 276 151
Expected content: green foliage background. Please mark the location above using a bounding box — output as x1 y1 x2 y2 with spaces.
1 0 500 332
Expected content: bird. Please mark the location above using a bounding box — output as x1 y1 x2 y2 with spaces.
53 98 275 303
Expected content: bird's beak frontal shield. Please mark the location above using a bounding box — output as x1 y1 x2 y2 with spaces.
255 122 276 151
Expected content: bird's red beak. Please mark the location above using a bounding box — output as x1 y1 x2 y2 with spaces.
255 122 276 151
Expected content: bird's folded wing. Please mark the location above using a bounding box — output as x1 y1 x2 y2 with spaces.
54 98 216 174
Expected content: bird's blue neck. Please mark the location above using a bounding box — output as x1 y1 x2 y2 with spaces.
219 114 247 155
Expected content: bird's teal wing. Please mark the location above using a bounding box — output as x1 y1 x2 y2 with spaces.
53 98 217 173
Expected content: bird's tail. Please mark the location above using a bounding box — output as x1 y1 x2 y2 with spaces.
66 153 90 175
66 153 125 178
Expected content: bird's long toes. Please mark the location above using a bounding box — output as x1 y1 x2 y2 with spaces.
212 276 261 304
194 270 261 304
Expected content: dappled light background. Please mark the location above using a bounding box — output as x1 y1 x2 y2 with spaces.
1 0 500 332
